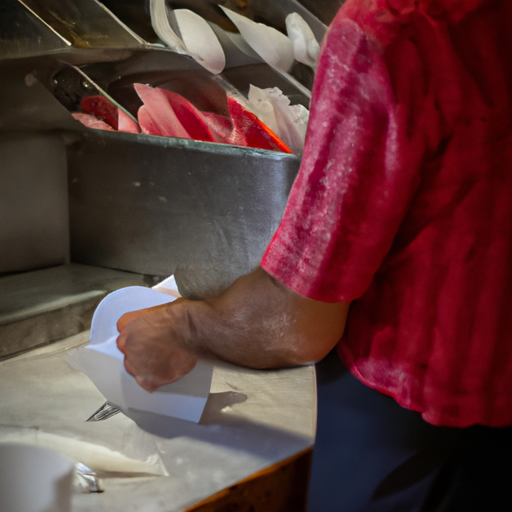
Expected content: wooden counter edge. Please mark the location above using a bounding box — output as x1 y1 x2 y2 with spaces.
183 447 313 512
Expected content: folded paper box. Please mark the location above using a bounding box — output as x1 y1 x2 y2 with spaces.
68 286 213 423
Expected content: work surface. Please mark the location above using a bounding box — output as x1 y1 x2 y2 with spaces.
0 332 316 511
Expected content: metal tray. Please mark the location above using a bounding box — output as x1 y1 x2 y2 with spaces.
67 130 299 299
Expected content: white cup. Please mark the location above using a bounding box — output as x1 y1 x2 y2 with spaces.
0 443 75 512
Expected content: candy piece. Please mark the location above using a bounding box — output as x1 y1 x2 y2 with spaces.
80 95 118 129
135 84 191 139
135 84 215 141
134 83 290 151
118 110 140 134
137 106 164 136
227 97 292 153
72 112 115 131
247 85 280 136
80 95 140 134
174 9 226 74
286 13 320 69
249 85 308 155
220 6 295 72
201 112 233 143
149 0 187 54
161 89 216 142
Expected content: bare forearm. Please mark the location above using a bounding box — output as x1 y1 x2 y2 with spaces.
117 267 350 391
175 268 350 369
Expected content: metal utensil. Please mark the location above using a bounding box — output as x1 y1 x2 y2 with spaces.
75 462 104 493
86 401 121 422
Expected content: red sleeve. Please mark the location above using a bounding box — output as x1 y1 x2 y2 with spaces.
261 13 430 302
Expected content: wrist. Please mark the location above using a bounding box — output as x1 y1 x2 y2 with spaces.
164 298 211 358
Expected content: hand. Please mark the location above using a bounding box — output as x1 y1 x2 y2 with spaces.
116 302 198 392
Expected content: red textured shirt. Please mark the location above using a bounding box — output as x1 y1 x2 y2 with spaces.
261 0 512 427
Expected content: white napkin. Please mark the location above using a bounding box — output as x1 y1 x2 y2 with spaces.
67 286 213 423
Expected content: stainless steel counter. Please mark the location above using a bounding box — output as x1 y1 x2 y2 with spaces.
0 332 316 511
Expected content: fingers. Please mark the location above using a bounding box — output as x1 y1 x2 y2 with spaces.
124 357 161 393
116 310 140 332
135 375 159 393
116 332 126 353
114 303 198 393
116 310 145 353
123 348 198 392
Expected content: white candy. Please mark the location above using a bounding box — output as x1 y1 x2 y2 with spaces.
220 6 295 73
248 85 280 136
248 85 309 155
150 0 187 54
285 12 320 70
174 9 226 75
150 0 226 74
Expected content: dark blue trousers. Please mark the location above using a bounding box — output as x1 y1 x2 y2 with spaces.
308 350 512 512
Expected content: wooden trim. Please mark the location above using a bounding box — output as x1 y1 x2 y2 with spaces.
183 447 313 512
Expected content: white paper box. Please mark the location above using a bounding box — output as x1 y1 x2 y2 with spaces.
68 286 213 423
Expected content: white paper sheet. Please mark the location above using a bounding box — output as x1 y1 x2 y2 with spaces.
67 286 213 423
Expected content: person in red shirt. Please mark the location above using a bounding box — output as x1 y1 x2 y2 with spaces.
117 0 512 509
